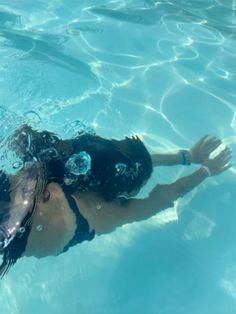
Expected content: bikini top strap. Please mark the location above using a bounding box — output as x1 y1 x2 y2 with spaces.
61 185 95 253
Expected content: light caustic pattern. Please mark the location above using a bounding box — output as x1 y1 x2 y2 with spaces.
0 1 235 141
0 1 236 313
1 1 235 167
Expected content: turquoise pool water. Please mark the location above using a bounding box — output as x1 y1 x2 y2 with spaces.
0 1 236 313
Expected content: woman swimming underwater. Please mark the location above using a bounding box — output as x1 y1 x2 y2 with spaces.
0 125 232 277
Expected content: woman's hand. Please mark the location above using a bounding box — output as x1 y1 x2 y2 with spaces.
190 135 222 164
202 146 232 176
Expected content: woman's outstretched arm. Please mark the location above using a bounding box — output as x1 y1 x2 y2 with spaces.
151 135 221 167
91 145 232 235
122 146 231 224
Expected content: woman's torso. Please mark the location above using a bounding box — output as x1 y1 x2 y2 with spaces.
23 183 77 257
23 182 120 258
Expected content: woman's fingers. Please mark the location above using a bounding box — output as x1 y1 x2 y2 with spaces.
215 147 232 164
209 138 221 147
199 134 210 144
206 141 221 153
223 151 232 163
212 149 232 175
218 163 232 174
202 136 221 152
195 135 210 149
205 137 221 148
192 136 231 170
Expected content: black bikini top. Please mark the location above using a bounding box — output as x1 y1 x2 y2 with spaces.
60 185 95 254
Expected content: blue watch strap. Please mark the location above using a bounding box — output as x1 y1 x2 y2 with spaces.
179 150 191 165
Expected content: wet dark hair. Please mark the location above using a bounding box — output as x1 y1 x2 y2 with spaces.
11 125 153 202
65 134 153 201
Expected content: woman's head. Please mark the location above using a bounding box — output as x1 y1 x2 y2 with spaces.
63 134 153 201
11 126 153 202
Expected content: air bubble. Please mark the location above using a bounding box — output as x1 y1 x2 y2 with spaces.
115 163 127 175
64 177 75 185
23 110 41 124
39 148 58 159
63 120 95 137
12 161 23 169
65 151 91 175
36 225 43 232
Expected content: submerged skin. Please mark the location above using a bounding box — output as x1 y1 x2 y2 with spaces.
20 135 232 258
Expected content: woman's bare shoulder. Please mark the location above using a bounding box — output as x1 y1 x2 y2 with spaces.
24 182 76 258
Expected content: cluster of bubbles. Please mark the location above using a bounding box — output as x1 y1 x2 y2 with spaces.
64 153 143 185
65 151 91 176
115 162 142 179
63 120 95 138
